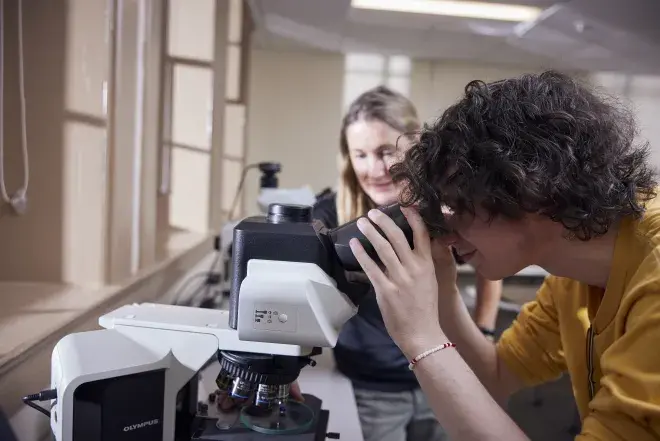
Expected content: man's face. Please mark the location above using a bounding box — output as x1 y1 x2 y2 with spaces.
442 207 538 280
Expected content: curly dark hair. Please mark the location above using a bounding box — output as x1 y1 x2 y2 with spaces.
390 70 658 240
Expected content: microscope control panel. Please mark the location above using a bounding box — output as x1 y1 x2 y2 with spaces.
252 306 296 332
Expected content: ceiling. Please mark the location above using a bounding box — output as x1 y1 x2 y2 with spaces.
247 0 660 74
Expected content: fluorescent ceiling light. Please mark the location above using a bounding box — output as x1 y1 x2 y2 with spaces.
351 0 543 22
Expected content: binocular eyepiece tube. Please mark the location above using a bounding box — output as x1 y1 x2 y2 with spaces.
328 204 414 272
227 202 416 330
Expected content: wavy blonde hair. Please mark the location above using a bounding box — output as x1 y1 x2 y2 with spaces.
337 86 421 224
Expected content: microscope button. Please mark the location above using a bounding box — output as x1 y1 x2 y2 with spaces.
278 314 288 323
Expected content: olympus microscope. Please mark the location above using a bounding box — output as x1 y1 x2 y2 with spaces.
26 202 413 441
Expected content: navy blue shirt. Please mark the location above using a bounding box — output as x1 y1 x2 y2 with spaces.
313 193 420 392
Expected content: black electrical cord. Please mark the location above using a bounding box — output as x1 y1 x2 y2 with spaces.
22 389 57 418
226 161 282 221
227 163 260 221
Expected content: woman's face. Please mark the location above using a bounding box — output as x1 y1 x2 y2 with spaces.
345 119 412 206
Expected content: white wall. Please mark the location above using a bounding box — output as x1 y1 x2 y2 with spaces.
243 49 344 216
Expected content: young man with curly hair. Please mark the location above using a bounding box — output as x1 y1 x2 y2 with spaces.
349 71 660 440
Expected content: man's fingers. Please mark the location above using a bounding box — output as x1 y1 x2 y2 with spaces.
289 382 305 402
430 238 455 262
356 217 402 275
349 237 390 289
401 206 431 257
219 395 236 412
366 209 415 262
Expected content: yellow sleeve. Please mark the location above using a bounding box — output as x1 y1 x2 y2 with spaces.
495 276 567 386
578 290 660 440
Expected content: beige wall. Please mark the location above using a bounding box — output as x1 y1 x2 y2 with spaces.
243 50 549 215
243 48 344 216
0 0 151 287
244 51 642 225
0 0 92 283
0 0 155 286
411 60 547 124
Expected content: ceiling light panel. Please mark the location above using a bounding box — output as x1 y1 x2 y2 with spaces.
351 0 543 22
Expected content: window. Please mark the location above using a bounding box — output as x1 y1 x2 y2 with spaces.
0 0 253 287
160 0 251 233
161 0 216 233
219 0 250 221
342 53 412 109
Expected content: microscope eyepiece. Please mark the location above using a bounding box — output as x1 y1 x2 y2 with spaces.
328 203 413 272
258 162 282 189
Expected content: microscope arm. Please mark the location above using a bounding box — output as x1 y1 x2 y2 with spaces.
99 302 313 357
99 258 357 353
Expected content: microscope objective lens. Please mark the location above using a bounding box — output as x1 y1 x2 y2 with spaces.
215 369 234 392
255 384 278 407
231 378 254 399
277 384 290 403
277 384 290 414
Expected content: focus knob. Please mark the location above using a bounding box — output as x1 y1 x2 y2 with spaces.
267 203 312 224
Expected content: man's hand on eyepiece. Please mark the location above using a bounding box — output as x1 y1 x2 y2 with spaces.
348 206 446 359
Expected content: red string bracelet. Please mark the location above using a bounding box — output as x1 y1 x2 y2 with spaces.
408 342 456 370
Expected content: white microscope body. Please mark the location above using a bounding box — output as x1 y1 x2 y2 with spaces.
49 260 356 441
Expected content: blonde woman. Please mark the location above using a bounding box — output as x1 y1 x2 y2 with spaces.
312 86 503 441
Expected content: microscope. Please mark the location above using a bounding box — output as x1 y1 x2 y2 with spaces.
29 202 413 441
213 162 317 307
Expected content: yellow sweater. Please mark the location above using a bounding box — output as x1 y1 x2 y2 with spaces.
497 197 660 440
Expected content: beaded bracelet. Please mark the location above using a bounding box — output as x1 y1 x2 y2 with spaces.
408 342 456 370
